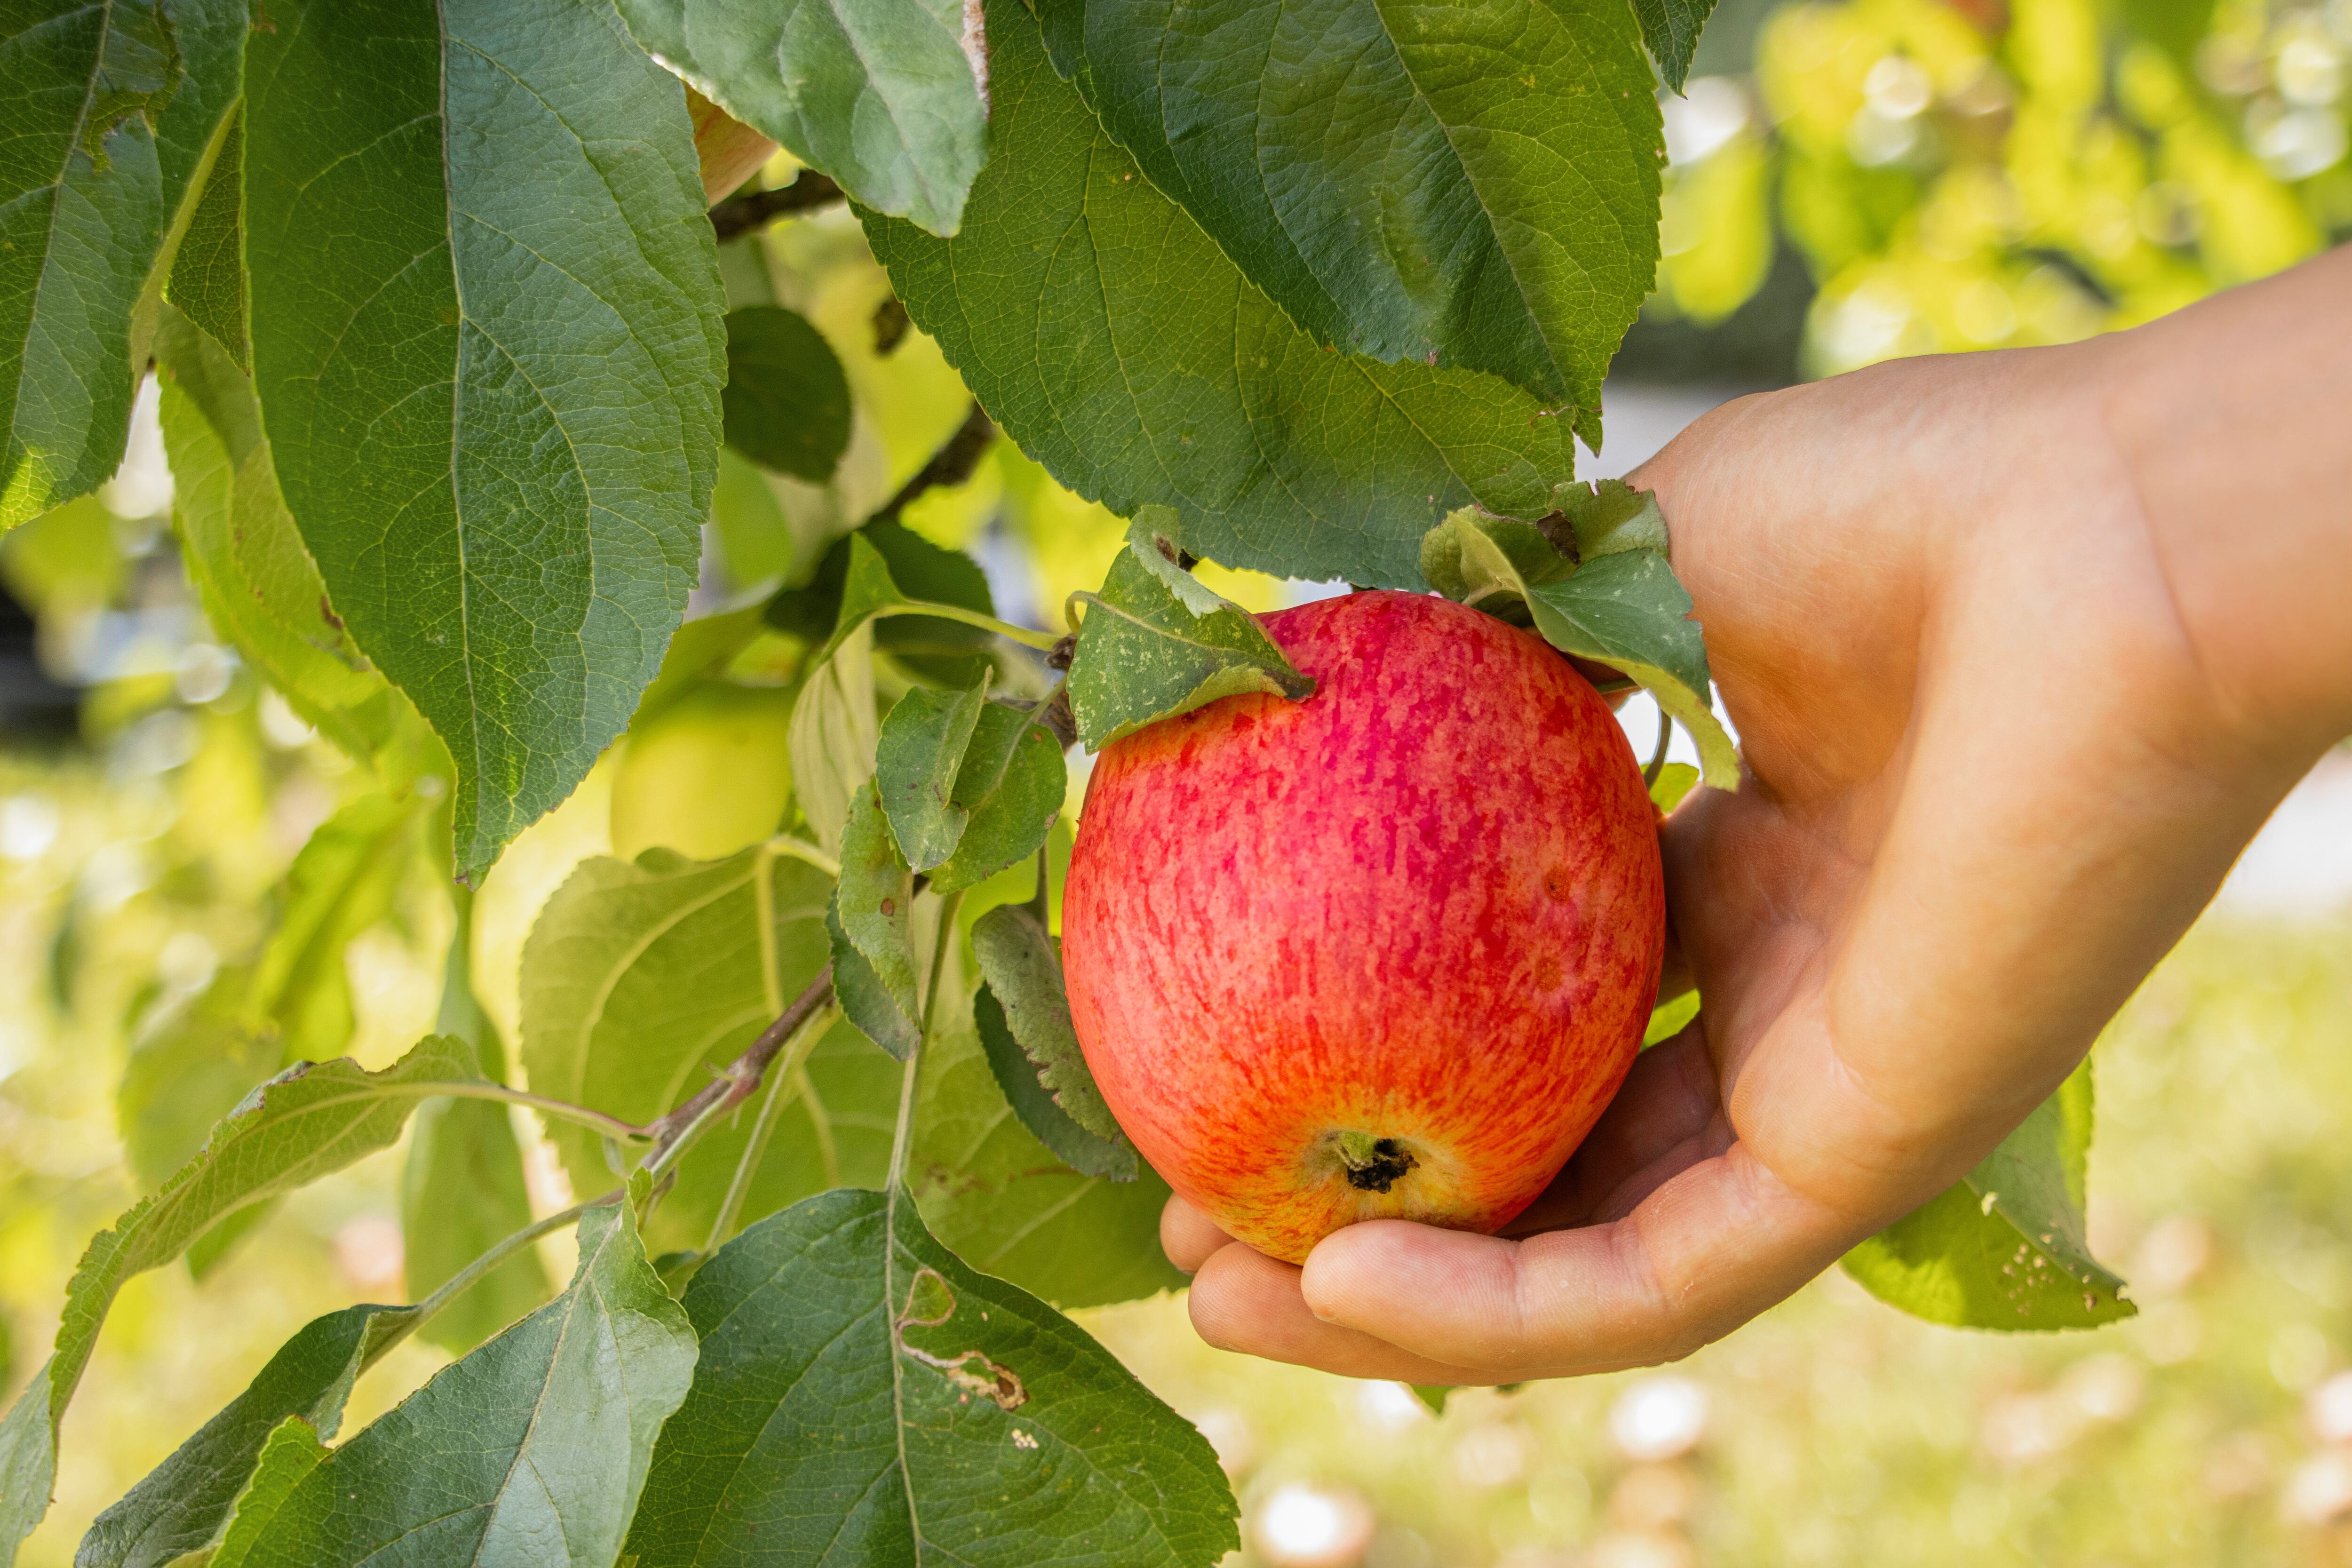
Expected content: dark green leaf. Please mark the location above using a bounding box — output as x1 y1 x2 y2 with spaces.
207 1418 327 1568
235 1202 696 1568
1 1037 476 1560
1072 0 1661 435
400 891 550 1355
767 521 1000 687
244 0 728 880
616 0 991 235
875 677 990 871
912 977 1184 1309
836 780 922 1019
1553 477 1670 560
723 304 852 482
156 300 413 764
164 107 246 369
0 0 244 528
520 846 888 1257
1066 517 1312 749
969 905 1131 1180
623 1187 1238 1568
77 1303 414 1568
926 704 1066 894
1633 0 1721 93
1845 1061 2135 1330
829 899 927 1062
863 0 1580 591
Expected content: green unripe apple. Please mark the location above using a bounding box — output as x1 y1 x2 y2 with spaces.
610 682 797 863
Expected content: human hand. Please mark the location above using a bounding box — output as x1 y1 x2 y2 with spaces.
1166 249 2352 1383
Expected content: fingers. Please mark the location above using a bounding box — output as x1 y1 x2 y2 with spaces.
1160 1194 1237 1274
1185 1241 1500 1385
1289 1144 1861 1379
1504 1026 1722 1234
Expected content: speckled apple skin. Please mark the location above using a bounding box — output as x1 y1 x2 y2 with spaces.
1062 591 1666 1265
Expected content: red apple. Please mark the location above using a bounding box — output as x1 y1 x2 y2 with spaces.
1062 590 1665 1265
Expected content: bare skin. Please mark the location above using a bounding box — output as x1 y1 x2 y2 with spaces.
1166 245 2352 1384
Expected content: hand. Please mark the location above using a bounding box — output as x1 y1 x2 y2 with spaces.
1166 249 2352 1383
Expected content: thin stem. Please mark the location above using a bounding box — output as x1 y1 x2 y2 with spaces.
871 601 1062 653
702 1004 841 1254
383 1196 606 1361
709 169 843 242
1644 705 1673 789
641 965 836 1155
641 1090 736 1188
886 891 966 1193
395 1082 646 1144
865 403 993 530
763 835 841 880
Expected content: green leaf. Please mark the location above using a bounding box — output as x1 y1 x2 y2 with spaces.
1648 760 1699 813
1844 1061 2135 1331
0 1037 475 1560
152 311 416 763
971 904 1134 1180
520 846 891 1257
207 1418 327 1568
244 0 728 880
875 675 991 871
1642 988 1699 1047
0 1364 57 1568
770 524 1006 688
1066 518 1313 749
1553 476 1671 560
913 978 1185 1309
1423 505 1740 789
119 795 420 1189
1632 0 1720 93
1070 0 1661 436
828 897 928 1063
1524 551 1738 789
787 618 878 854
616 0 991 235
832 782 925 1057
401 891 550 1356
234 1202 696 1568
0 0 245 528
863 0 1580 591
926 703 1067 894
77 1303 414 1568
623 1188 1237 1568
163 106 246 369
723 304 851 482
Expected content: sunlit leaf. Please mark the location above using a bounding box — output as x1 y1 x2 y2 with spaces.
1845 1060 2135 1330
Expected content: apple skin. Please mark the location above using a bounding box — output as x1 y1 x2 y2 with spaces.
1062 590 1665 1265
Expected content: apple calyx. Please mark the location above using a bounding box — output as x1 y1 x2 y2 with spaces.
1331 1130 1419 1194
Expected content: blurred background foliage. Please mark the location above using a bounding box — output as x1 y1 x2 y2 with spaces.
1 0 2348 1561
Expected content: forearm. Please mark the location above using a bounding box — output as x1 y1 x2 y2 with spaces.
2091 245 2352 760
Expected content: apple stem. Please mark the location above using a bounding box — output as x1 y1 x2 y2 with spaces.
1332 1130 1418 1193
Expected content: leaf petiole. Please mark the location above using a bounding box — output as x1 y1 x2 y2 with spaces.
702 1003 842 1254
868 600 1062 652
385 1082 648 1145
381 1196 605 1368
